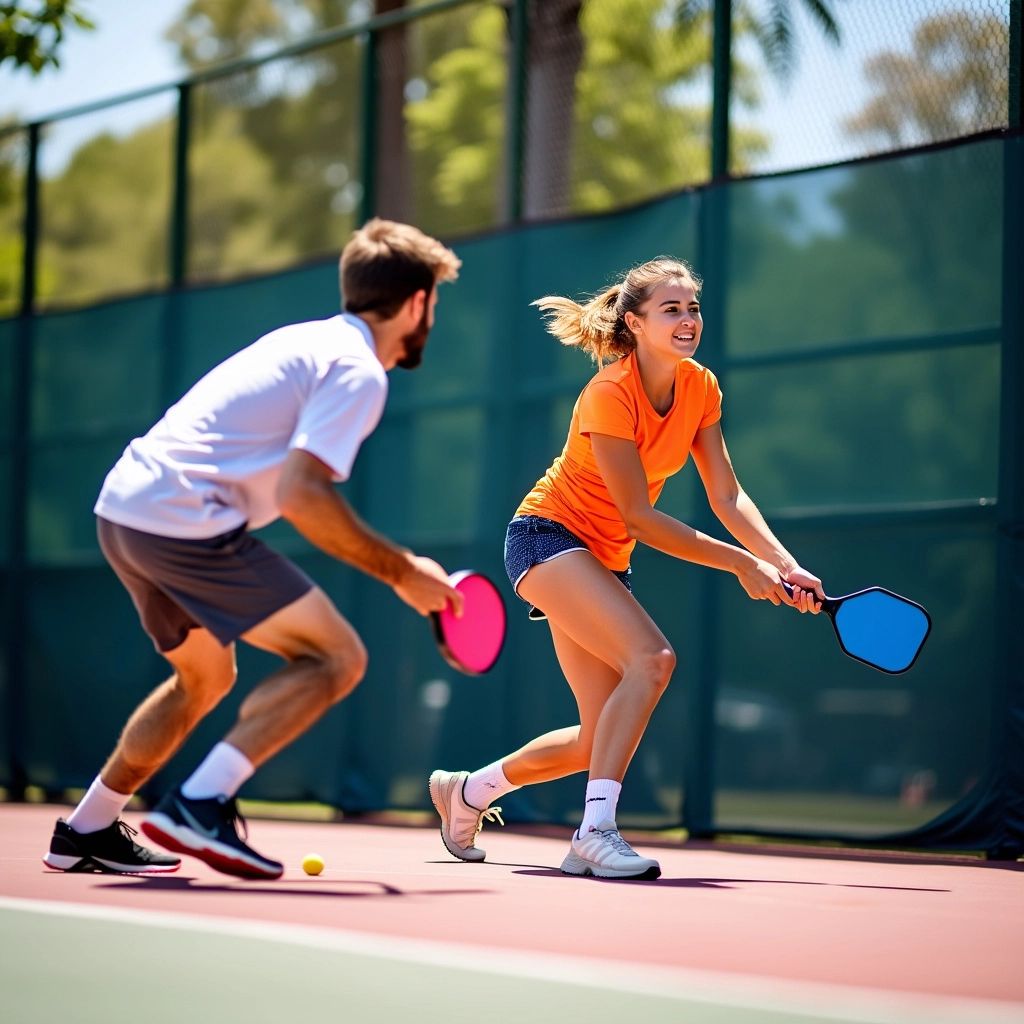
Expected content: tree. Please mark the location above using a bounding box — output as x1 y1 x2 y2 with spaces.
0 126 23 315
844 11 1008 148
0 0 94 73
166 0 357 71
677 0 842 81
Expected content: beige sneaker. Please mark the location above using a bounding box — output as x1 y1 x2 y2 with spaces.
560 820 661 880
428 770 504 862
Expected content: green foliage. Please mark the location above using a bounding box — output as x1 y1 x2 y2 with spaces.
573 0 719 208
845 11 1009 147
407 0 765 227
677 0 842 81
0 128 23 315
0 0 94 73
166 0 358 71
2 1 1008 314
35 120 174 305
406 7 507 232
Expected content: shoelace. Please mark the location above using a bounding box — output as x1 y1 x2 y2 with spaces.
475 806 505 836
596 826 636 857
218 796 248 840
114 820 142 849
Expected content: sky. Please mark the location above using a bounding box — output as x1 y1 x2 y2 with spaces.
0 0 191 174
0 1 995 178
0 1 189 121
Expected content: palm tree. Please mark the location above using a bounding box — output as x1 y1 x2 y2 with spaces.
677 0 842 81
520 0 843 215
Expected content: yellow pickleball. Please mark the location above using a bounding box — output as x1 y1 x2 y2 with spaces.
301 853 325 876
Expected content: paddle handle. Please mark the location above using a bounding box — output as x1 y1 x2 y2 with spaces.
782 581 836 614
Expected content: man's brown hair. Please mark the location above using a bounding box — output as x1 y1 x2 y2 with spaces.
340 219 461 318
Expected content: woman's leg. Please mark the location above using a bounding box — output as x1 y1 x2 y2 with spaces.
430 549 674 867
499 622 620 786
519 551 672 878
516 550 675 783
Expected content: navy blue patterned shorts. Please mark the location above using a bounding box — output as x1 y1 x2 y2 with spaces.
504 515 632 621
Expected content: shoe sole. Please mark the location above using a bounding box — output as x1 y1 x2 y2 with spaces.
428 772 485 863
41 853 180 874
141 816 283 881
559 849 661 880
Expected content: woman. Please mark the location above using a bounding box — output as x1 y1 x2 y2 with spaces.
430 257 823 880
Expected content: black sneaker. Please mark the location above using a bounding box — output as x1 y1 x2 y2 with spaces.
43 818 181 874
141 788 284 881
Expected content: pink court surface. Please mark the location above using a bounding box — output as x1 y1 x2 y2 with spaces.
2 802 1022 1024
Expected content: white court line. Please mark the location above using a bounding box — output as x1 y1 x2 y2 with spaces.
1 896 1020 1024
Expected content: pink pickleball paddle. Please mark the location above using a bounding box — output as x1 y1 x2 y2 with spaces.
431 570 506 675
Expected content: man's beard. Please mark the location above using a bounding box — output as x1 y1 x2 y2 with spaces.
396 304 431 370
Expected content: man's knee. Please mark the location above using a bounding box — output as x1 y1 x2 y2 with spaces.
174 659 237 711
166 631 238 710
319 632 368 703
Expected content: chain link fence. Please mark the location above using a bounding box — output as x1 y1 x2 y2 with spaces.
0 1 1015 317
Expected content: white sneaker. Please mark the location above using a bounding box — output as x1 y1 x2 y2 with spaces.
428 770 504 862
560 820 661 880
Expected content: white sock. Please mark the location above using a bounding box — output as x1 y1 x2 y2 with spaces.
181 743 254 800
578 778 622 836
464 760 520 809
67 776 132 834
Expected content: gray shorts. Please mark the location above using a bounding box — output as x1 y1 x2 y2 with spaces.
97 517 315 652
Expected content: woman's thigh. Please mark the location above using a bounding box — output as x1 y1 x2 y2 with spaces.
518 549 670 676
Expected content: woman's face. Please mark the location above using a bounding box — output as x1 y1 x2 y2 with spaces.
626 278 702 362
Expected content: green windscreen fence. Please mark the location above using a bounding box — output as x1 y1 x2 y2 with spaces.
2 133 1021 854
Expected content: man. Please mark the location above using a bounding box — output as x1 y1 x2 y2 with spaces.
43 219 464 880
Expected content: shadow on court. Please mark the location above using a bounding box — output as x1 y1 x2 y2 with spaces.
511 868 948 890
94 876 492 899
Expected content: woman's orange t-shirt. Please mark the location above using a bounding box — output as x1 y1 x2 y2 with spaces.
515 351 723 571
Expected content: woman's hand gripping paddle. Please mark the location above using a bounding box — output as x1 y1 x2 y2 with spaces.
783 582 931 674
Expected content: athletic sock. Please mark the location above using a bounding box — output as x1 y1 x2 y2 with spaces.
464 759 520 809
181 742 254 801
67 776 133 835
577 778 622 836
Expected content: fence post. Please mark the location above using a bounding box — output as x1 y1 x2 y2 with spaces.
710 0 732 181
359 25 379 224
681 0 733 837
1010 0 1022 131
5 123 40 799
685 181 730 838
170 83 191 288
991 3 1024 858
503 0 529 224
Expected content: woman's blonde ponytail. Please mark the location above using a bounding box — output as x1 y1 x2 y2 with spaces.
532 286 633 366
532 257 701 366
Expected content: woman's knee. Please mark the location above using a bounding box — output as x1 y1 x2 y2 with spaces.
630 645 676 694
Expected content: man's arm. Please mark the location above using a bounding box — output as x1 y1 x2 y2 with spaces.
276 448 460 616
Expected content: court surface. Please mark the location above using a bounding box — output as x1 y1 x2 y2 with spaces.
2 803 1022 1024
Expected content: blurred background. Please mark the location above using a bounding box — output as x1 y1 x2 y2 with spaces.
1 0 1021 857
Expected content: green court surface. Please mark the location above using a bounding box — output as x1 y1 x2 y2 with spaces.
2 902 1017 1024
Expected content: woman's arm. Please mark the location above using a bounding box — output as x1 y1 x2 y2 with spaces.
690 422 823 605
590 431 794 605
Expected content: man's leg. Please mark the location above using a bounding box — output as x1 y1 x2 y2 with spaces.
141 587 366 880
103 628 238 795
229 585 367 763
44 628 236 874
